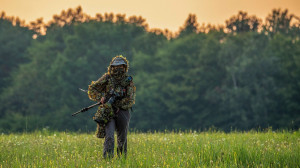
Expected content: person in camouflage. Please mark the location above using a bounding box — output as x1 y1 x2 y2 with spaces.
87 55 136 158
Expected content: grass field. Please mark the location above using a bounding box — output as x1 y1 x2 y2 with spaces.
0 130 299 168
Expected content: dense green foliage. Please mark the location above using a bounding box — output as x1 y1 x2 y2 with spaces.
0 12 34 93
0 7 299 132
0 131 299 167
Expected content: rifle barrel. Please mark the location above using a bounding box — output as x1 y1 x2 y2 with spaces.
72 102 101 116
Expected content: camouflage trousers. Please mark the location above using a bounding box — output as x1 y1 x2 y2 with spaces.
103 110 131 159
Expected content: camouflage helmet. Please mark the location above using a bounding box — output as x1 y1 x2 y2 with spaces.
108 55 129 73
111 57 127 66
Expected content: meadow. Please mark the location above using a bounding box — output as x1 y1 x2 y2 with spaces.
0 130 299 168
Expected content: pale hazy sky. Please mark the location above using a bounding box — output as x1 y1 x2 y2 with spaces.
0 0 299 32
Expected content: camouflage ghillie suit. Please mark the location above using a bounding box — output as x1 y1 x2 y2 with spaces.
87 56 136 150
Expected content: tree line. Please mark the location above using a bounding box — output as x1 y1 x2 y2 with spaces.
0 7 299 132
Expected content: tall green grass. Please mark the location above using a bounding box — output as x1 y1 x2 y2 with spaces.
0 130 299 167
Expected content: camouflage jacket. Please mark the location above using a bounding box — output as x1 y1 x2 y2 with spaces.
88 73 136 111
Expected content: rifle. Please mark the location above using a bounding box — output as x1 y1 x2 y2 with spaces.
71 88 124 117
71 88 101 116
72 101 101 116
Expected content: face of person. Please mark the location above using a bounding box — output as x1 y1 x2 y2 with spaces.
111 65 126 75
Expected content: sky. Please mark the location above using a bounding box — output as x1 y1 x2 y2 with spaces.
0 0 300 32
